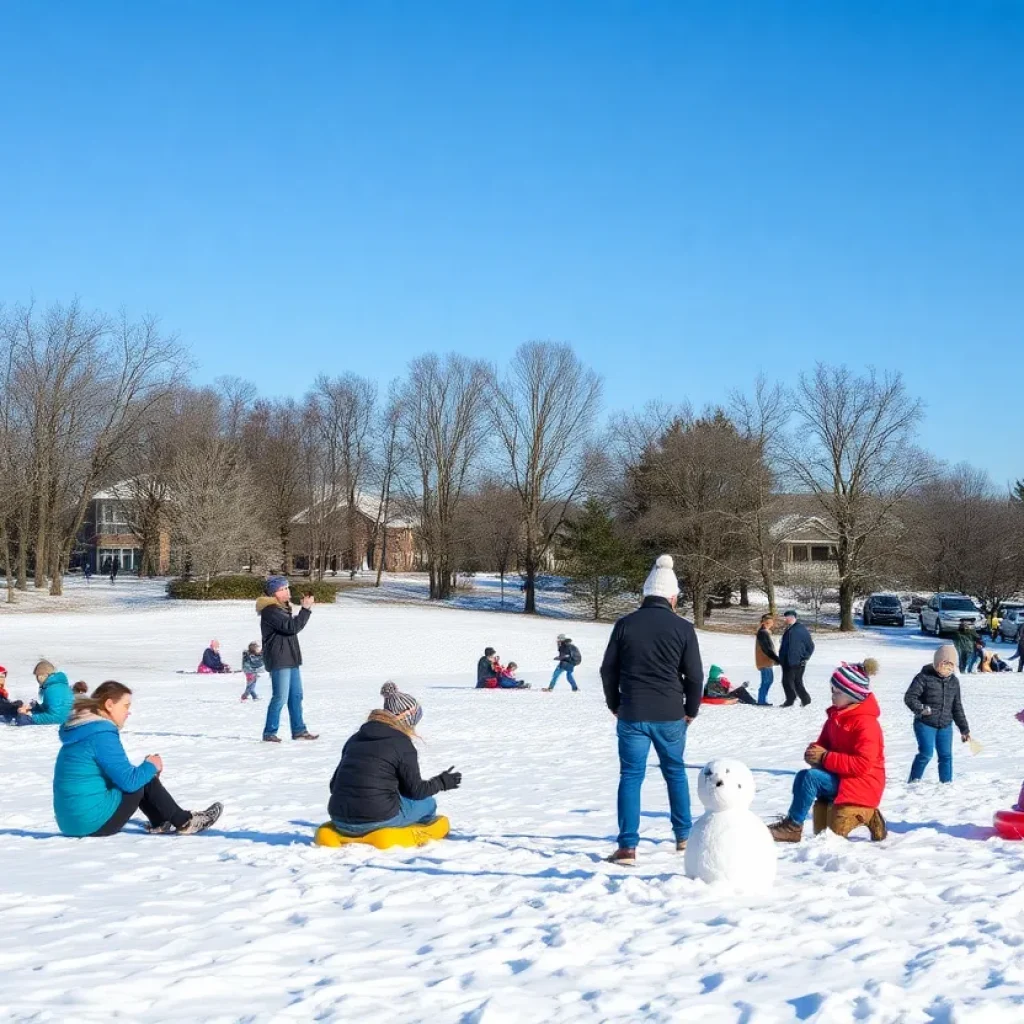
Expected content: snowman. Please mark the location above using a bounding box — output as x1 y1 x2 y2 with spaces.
684 758 777 894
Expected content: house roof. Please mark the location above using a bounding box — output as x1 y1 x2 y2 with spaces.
292 490 418 530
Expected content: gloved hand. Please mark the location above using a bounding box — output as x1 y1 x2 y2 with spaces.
438 766 462 791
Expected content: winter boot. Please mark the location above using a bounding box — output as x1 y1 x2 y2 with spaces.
177 803 223 835
262 735 282 743
812 799 831 836
675 839 687 853
867 809 888 842
768 817 803 843
605 848 636 867
293 731 319 741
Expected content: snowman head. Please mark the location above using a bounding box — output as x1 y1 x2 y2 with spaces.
698 759 755 812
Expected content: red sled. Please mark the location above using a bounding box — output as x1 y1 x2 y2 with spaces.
993 808 1024 840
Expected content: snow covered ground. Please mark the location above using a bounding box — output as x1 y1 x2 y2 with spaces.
2 582 1024 1022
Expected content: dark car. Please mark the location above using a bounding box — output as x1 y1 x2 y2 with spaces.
863 594 906 628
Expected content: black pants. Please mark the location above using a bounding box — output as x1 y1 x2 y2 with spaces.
90 777 190 837
781 664 811 706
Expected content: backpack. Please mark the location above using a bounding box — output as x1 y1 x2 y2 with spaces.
569 644 582 666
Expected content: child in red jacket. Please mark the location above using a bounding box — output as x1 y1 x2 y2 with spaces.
769 662 887 842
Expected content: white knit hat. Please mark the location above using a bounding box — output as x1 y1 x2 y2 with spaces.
643 554 679 601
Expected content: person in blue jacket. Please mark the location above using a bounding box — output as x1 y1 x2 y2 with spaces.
199 640 232 674
17 661 73 726
778 610 815 707
53 680 223 837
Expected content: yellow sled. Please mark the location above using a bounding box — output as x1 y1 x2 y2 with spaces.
314 815 450 849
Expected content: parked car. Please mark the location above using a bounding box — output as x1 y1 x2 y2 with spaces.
862 593 906 628
999 608 1024 642
920 594 987 637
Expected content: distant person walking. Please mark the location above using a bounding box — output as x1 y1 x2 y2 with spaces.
600 554 704 867
258 576 318 743
1011 627 1024 673
779 610 815 707
952 620 975 674
545 634 581 692
109 558 119 584
755 613 781 705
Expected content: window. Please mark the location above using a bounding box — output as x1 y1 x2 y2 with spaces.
940 598 977 613
98 502 131 533
97 547 139 572
790 546 809 563
810 545 834 562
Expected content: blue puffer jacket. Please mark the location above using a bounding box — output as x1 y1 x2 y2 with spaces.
53 712 157 837
25 672 73 725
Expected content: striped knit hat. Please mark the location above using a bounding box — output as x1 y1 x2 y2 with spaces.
830 662 871 702
381 681 422 727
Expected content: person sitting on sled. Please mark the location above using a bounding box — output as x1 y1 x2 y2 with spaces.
703 665 759 705
198 640 232 674
768 661 887 843
494 658 530 689
328 682 462 836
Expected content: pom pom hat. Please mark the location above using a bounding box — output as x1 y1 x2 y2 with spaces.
643 554 679 601
830 662 871 703
381 681 422 728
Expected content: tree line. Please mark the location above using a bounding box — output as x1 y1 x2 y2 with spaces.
1 299 1022 629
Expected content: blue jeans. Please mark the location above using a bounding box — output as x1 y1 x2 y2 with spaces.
263 667 307 738
909 720 954 783
243 674 259 699
549 664 577 690
757 667 775 704
616 718 690 848
331 795 438 836
787 768 840 824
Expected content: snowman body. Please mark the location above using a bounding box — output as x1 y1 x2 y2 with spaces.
684 759 776 894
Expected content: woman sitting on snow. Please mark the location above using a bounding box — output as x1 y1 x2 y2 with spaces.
53 680 222 837
328 683 462 835
703 665 759 705
198 640 232 674
769 662 887 843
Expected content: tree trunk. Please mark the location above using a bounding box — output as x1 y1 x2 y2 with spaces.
522 528 538 615
739 580 749 607
1 522 15 603
839 576 855 632
48 538 65 596
762 569 777 616
34 487 48 589
499 569 505 606
692 580 707 627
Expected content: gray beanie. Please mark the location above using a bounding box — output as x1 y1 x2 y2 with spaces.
381 681 422 727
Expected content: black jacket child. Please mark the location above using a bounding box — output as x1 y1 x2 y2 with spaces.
328 717 454 825
257 595 311 670
557 639 582 669
904 664 970 733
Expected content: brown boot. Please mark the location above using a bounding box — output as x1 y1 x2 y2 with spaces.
867 809 887 841
828 804 874 838
812 799 831 836
768 817 803 843
676 839 687 852
605 848 636 867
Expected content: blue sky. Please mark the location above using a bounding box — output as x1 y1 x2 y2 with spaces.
2 2 1022 482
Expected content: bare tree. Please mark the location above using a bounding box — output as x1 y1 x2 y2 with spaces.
785 364 932 631
168 440 268 586
401 353 489 600
731 375 788 613
789 564 835 631
458 480 523 605
367 383 407 586
488 341 602 614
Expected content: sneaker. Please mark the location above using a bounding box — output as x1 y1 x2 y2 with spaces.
605 848 636 867
262 735 282 743
541 688 553 693
292 731 319 741
145 821 175 835
676 839 687 853
768 816 803 843
177 802 223 835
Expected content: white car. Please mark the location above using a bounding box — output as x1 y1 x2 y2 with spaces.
999 608 1024 642
920 594 986 637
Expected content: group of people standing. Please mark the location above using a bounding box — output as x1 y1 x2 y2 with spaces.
755 610 816 706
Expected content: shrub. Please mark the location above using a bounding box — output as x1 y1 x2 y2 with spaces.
167 575 339 603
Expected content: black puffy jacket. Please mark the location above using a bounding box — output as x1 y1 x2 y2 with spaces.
328 718 446 824
257 596 311 670
904 664 970 733
600 596 704 721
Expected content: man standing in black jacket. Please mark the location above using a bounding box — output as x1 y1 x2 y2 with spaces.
778 609 815 707
600 554 703 867
258 576 318 743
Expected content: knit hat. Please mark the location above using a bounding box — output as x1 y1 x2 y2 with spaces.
934 644 958 670
265 575 289 597
557 634 567 642
381 681 422 727
0 665 6 675
643 554 679 601
830 662 871 702
708 664 724 684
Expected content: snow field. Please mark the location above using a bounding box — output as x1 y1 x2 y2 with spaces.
2 586 1024 1022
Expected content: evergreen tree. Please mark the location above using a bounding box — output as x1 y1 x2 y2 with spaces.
1012 479 1024 504
561 499 645 620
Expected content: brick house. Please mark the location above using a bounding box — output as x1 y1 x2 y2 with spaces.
75 484 172 575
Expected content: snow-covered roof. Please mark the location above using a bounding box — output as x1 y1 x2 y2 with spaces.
292 490 418 530
771 513 838 543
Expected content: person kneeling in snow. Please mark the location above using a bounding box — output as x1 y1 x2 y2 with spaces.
769 662 887 843
704 665 759 705
476 647 503 688
53 681 222 837
328 682 461 835
198 640 232 674
17 660 74 726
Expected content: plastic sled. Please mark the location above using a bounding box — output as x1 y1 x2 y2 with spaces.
701 696 736 705
993 809 1024 840
314 815 450 849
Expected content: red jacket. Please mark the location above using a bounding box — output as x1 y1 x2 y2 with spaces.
816 693 885 809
